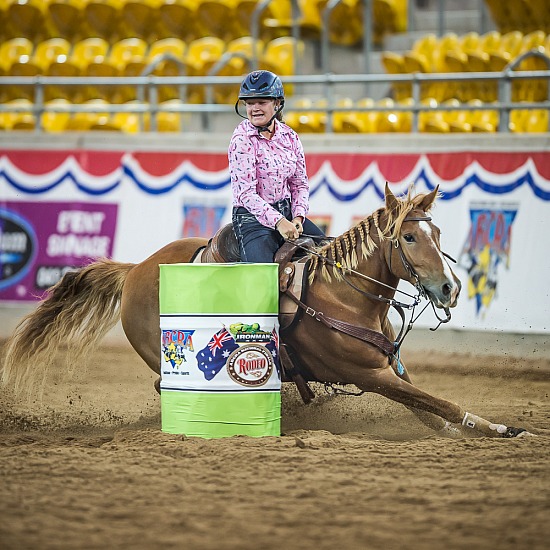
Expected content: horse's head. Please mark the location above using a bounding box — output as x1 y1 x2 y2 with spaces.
384 183 461 309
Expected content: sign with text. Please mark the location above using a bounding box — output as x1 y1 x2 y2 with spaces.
0 201 117 301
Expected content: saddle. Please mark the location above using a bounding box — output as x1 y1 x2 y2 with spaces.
194 223 317 403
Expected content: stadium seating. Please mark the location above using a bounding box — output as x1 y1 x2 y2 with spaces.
0 98 34 130
84 0 126 42
48 0 90 41
5 0 49 41
41 98 73 132
197 0 241 42
158 0 204 42
121 0 164 41
316 0 363 47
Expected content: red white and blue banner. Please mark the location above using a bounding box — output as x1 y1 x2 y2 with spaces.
1 148 549 333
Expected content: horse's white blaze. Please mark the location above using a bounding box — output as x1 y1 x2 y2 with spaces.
418 220 458 305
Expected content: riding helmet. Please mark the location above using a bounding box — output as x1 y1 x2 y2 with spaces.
238 70 285 102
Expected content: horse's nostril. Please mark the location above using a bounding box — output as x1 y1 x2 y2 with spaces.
442 283 452 297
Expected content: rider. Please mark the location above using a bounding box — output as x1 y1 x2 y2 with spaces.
229 70 325 263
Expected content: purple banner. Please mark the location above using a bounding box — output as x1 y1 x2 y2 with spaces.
0 201 118 302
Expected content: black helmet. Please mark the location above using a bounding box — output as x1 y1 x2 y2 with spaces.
238 70 285 102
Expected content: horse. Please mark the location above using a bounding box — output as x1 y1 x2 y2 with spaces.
1 183 533 438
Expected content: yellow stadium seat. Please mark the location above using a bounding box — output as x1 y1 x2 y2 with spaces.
528 0 550 33
148 38 187 101
375 97 400 132
121 0 163 41
112 100 148 132
80 40 120 102
332 97 358 133
158 0 203 42
260 36 304 78
4 39 41 100
41 98 72 132
522 109 549 132
5 0 48 41
33 38 72 73
352 97 378 133
284 97 318 133
197 0 241 42
184 36 226 75
297 0 323 40
467 99 499 132
0 98 35 130
84 0 125 42
506 0 535 34
148 99 187 132
32 38 76 101
484 0 512 33
64 99 116 131
234 0 285 40
0 37 34 73
373 0 404 45
395 97 414 133
381 51 411 100
417 97 447 132
109 37 149 75
48 0 89 41
181 37 226 103
488 30 523 71
316 0 362 47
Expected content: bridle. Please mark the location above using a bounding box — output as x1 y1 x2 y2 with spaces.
291 214 457 351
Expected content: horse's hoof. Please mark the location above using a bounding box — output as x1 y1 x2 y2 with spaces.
504 426 536 438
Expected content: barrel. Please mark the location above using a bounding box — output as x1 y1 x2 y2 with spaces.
159 263 281 438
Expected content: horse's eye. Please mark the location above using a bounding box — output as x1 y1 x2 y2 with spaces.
403 234 415 243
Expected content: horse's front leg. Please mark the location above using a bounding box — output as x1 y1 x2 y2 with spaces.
388 355 459 436
362 365 532 438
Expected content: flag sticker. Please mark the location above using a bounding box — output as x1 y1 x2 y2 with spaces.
197 328 239 381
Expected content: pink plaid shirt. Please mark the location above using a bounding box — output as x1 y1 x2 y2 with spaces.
228 119 310 229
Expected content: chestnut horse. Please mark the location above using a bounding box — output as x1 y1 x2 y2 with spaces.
1 184 532 438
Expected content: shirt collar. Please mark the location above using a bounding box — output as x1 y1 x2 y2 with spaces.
243 118 289 138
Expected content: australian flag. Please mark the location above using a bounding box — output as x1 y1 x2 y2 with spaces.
265 328 280 378
196 328 239 381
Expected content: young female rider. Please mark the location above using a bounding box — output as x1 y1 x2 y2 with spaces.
229 70 324 263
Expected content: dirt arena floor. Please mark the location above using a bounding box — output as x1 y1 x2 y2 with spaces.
1 329 549 550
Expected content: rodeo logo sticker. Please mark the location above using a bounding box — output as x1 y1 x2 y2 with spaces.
227 344 274 387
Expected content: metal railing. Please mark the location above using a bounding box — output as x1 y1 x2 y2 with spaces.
0 51 548 133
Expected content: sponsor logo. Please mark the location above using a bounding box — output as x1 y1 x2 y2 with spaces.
229 322 272 343
162 329 195 368
0 209 37 291
226 344 274 387
458 204 518 316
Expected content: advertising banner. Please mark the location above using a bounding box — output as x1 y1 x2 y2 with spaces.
0 201 117 301
1 147 548 333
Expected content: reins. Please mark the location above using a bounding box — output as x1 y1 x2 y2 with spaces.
286 214 454 357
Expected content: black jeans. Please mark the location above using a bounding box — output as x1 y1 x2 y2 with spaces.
232 199 325 263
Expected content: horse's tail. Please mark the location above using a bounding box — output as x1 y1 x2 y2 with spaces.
1 258 135 394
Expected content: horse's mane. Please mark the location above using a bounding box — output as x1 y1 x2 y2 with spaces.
309 185 437 283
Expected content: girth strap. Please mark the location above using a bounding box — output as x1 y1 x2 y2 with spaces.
284 290 396 357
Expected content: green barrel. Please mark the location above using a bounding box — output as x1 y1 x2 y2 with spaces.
159 263 281 438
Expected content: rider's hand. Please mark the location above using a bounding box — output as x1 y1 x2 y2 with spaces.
276 217 300 240
292 217 304 235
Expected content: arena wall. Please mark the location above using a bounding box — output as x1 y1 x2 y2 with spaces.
0 132 549 335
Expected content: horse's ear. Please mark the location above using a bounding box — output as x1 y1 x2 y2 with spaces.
384 182 400 214
418 185 439 212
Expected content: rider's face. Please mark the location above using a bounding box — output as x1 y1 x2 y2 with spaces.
244 98 278 127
